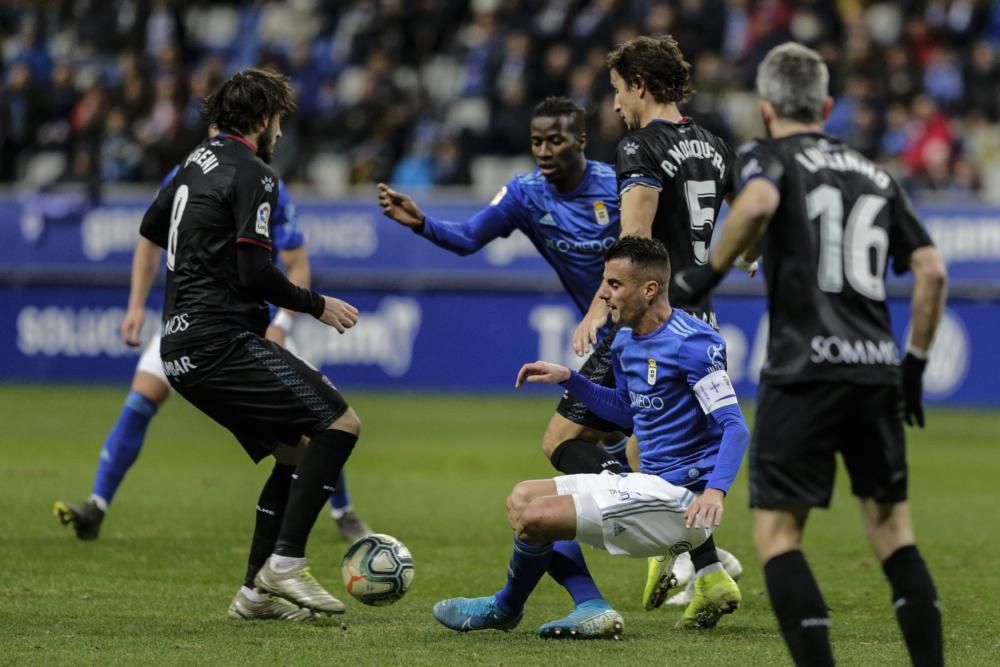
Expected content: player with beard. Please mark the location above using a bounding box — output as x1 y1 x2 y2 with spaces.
54 130 372 546
139 69 361 620
673 43 947 666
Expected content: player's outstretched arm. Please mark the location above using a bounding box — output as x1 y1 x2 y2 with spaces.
379 182 520 257
237 244 358 333
121 237 163 346
377 183 425 229
515 361 571 387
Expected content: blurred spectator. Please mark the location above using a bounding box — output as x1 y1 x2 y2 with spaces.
0 0 996 200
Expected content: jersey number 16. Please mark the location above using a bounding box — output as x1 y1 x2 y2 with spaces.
807 184 888 301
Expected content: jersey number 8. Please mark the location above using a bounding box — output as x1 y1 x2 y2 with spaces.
166 184 190 271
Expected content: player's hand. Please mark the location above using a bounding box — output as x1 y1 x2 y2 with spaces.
515 361 571 388
734 255 758 278
265 324 287 347
571 306 609 356
377 183 424 230
685 488 725 529
318 296 360 334
121 307 145 347
670 264 724 308
901 351 927 428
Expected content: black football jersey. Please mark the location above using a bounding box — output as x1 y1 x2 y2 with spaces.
732 132 933 386
139 134 280 353
616 118 734 327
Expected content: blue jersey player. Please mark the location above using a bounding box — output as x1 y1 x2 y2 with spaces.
55 144 372 547
378 98 634 468
432 237 749 638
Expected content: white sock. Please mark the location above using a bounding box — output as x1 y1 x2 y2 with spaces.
87 495 108 512
695 562 723 579
269 554 306 573
241 586 269 602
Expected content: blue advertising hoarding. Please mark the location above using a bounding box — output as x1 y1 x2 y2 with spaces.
1 193 998 404
2 287 995 405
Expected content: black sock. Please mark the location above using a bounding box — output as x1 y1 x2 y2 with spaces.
763 551 835 667
244 462 295 588
274 429 357 558
690 534 721 572
550 439 622 475
882 545 943 667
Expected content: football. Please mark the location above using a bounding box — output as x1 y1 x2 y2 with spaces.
341 533 415 606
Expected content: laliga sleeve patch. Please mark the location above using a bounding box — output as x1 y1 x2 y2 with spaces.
256 202 271 238
692 369 738 414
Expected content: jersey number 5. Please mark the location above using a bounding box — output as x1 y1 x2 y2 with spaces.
807 184 888 301
166 184 190 271
684 180 717 264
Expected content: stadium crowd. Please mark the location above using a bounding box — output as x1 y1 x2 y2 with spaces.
1 0 998 200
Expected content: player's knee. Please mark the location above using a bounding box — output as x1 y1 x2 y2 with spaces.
861 502 914 560
330 406 361 436
507 481 535 517
515 502 552 544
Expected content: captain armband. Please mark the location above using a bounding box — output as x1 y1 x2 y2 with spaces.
692 369 738 415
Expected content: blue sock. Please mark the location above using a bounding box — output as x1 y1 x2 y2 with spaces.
548 541 602 606
327 470 351 512
605 437 632 472
494 538 553 616
90 390 158 505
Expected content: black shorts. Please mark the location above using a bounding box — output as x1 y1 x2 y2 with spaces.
162 332 349 463
750 382 907 509
556 324 631 434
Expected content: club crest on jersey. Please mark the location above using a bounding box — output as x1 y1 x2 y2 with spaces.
647 358 657 385
256 202 271 237
593 200 611 226
622 141 639 156
261 176 275 193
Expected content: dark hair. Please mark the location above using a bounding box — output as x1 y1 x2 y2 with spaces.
201 68 297 136
605 236 671 283
532 96 586 135
606 35 693 104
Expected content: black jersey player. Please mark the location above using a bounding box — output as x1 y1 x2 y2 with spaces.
674 43 947 667
139 69 361 620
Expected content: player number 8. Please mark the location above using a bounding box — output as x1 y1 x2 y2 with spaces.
166 184 190 271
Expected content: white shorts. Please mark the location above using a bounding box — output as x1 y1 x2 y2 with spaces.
555 471 712 557
136 333 169 385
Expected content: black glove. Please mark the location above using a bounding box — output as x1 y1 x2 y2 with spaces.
901 351 927 428
670 264 724 308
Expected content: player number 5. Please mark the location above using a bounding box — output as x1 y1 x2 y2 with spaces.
166 184 190 271
807 184 888 300
684 180 717 264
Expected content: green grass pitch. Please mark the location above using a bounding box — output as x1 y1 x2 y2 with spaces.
1 385 997 665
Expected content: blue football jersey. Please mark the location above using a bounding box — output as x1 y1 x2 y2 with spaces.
420 160 620 314
612 309 738 490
